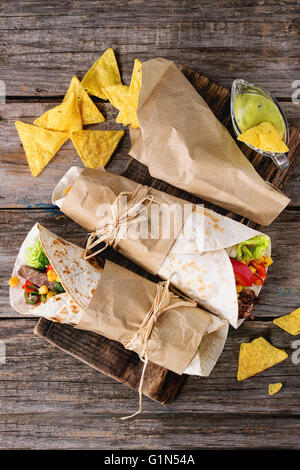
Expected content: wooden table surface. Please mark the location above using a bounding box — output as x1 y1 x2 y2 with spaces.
1 0 300 450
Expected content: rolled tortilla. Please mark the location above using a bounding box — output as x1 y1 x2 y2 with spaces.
10 223 102 323
10 223 227 376
53 167 271 329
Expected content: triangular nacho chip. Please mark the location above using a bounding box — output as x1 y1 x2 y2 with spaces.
238 121 289 153
238 126 260 148
268 383 283 396
116 59 142 128
34 91 82 132
63 76 105 125
274 307 300 335
103 84 129 111
237 337 288 381
81 48 122 100
71 129 124 168
15 121 68 177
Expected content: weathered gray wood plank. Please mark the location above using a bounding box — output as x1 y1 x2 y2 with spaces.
0 0 298 21
2 207 300 318
34 318 186 406
0 318 299 449
0 1 299 97
2 411 300 450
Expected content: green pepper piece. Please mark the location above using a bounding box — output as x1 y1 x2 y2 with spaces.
24 290 40 305
53 280 65 293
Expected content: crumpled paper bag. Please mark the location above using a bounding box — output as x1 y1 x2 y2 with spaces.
129 58 290 226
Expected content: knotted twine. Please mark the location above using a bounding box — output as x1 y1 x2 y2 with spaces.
84 186 161 260
121 277 197 420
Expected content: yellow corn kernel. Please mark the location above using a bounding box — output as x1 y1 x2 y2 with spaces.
39 285 48 295
249 266 256 273
55 276 60 283
47 269 57 282
65 186 72 195
265 256 273 267
236 284 243 294
9 276 19 287
46 291 56 300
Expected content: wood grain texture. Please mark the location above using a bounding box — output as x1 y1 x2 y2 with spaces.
0 1 299 97
0 99 299 208
34 319 185 405
0 101 129 208
0 0 299 208
29 67 300 417
2 207 300 319
1 0 300 450
180 66 300 205
0 318 299 449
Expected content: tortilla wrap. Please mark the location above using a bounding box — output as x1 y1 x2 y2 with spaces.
53 167 271 329
10 223 228 376
9 223 101 322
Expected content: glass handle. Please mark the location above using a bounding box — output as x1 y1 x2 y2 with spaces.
271 154 289 170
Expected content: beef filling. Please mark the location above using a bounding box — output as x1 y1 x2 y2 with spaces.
238 288 261 319
17 265 55 290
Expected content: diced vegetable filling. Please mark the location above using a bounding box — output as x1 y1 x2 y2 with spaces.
11 242 65 305
230 235 272 319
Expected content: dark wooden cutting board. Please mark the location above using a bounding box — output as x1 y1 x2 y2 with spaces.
34 65 300 405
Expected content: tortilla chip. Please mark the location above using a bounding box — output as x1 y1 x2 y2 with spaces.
237 337 288 381
71 129 125 168
103 84 129 111
116 59 142 128
274 307 300 335
238 122 289 153
81 48 122 100
34 91 82 132
268 383 283 396
15 121 68 177
63 76 105 125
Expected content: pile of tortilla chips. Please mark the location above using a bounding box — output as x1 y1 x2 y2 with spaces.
81 48 142 127
15 47 143 176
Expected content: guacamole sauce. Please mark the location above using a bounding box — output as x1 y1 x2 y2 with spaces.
234 93 285 138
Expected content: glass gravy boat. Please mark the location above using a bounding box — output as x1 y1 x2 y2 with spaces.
231 79 289 170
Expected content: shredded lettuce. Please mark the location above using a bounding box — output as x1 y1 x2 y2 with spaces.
25 240 49 270
236 235 270 262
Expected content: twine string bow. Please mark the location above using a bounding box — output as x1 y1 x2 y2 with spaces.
121 277 197 420
84 186 161 260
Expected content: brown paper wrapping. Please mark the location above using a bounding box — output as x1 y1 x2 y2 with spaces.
129 58 290 226
61 167 188 274
76 260 211 374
